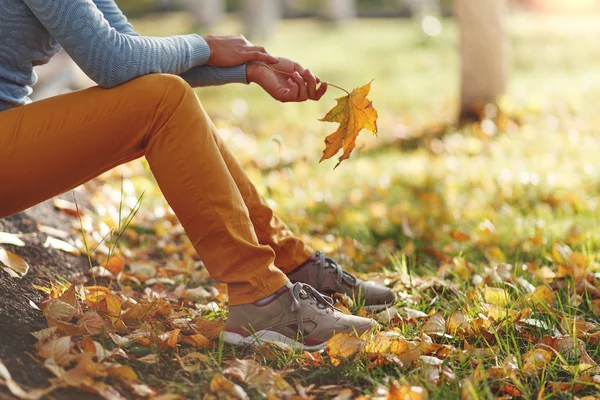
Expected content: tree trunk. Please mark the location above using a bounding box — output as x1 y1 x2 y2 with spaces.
455 0 509 121
242 0 281 41
178 0 224 28
322 0 356 23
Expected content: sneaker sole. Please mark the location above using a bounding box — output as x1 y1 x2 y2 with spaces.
222 330 327 351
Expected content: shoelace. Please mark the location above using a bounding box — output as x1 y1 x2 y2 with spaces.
289 282 335 338
314 251 358 287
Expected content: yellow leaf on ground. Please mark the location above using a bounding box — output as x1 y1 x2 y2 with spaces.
483 287 510 307
526 285 556 305
0 248 29 278
484 246 506 264
326 332 367 367
108 365 138 382
522 348 552 375
320 81 378 168
388 383 428 400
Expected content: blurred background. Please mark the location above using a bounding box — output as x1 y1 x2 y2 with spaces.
37 0 600 271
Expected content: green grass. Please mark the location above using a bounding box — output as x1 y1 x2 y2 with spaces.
97 11 600 399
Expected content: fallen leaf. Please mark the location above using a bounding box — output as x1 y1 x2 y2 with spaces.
483 287 509 307
176 352 209 372
387 382 428 400
43 237 80 255
108 365 138 382
210 374 249 400
422 314 446 335
0 360 58 400
179 333 210 349
320 81 378 168
223 358 262 382
77 311 108 335
37 336 73 366
105 255 125 276
192 317 224 340
45 299 76 322
526 285 556 305
0 232 25 247
326 332 368 366
0 247 29 278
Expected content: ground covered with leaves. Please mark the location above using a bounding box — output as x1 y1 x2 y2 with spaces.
2 12 600 400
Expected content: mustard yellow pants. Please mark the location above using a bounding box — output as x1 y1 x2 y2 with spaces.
0 74 313 305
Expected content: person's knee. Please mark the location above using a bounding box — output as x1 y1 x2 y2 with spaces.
135 74 194 106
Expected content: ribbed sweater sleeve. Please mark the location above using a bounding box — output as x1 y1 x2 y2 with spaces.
22 0 210 88
94 0 249 87
94 0 137 35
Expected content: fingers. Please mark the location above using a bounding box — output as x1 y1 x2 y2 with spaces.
291 72 308 101
245 46 278 63
302 69 318 100
315 82 328 100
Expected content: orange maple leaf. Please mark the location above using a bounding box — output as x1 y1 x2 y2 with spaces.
320 81 378 168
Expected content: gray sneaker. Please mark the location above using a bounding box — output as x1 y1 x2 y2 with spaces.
287 251 396 311
222 282 375 351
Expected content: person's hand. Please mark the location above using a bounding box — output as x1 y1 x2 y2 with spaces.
202 34 278 67
246 58 328 103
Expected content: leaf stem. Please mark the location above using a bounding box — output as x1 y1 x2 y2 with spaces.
261 63 350 95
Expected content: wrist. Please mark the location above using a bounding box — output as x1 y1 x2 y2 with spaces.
246 62 260 84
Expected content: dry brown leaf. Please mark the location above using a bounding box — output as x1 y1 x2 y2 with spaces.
37 336 73 366
179 333 211 349
77 311 108 335
0 360 58 400
326 332 368 367
45 299 76 322
176 352 210 372
304 351 324 367
159 329 180 350
422 314 446 336
210 374 249 400
447 311 469 335
193 317 224 340
105 255 125 276
0 247 29 278
522 348 553 375
320 81 378 168
223 358 262 382
247 368 295 396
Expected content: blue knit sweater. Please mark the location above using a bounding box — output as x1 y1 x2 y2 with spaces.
0 0 248 112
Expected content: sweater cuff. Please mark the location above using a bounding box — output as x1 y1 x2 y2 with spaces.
186 34 211 66
221 64 249 85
